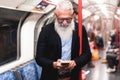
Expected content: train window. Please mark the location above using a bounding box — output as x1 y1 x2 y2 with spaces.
0 8 28 65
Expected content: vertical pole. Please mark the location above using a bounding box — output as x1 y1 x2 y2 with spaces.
78 0 82 55
115 19 120 67
78 0 82 80
115 19 118 44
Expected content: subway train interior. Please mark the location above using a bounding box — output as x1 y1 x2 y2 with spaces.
0 0 120 80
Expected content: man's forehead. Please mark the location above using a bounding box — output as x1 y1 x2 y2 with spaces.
55 10 73 17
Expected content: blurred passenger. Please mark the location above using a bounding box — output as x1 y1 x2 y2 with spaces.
73 9 78 23
106 32 119 73
87 31 97 68
94 29 104 49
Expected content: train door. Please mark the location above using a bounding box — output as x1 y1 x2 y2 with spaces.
0 0 56 80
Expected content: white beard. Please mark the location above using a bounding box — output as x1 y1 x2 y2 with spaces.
55 19 75 41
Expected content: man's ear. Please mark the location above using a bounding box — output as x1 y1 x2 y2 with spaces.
54 13 56 17
54 12 58 18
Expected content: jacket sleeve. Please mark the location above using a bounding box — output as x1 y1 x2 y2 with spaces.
35 26 54 68
74 25 92 68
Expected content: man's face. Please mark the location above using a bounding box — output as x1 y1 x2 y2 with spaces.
55 10 73 27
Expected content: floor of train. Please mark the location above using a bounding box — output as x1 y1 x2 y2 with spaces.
84 49 120 80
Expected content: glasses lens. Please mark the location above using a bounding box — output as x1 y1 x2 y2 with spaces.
57 18 72 23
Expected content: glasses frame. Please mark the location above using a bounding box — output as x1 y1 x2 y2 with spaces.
57 17 73 23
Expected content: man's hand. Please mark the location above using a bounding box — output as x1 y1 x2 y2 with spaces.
53 59 62 69
53 59 76 70
82 70 87 80
66 60 76 70
60 60 76 70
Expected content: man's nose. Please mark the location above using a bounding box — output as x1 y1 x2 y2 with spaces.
63 20 68 24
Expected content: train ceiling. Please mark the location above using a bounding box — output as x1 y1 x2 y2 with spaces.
81 0 120 19
72 0 120 19
0 0 120 19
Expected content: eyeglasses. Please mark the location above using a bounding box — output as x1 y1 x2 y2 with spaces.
57 18 72 23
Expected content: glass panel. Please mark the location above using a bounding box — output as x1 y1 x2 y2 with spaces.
0 20 17 65
0 8 27 65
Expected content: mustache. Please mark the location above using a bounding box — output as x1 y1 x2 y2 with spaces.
59 23 70 28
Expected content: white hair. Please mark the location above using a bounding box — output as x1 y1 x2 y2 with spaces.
55 0 73 13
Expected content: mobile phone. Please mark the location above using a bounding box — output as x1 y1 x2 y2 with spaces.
61 61 69 67
61 62 69 66
85 70 90 75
